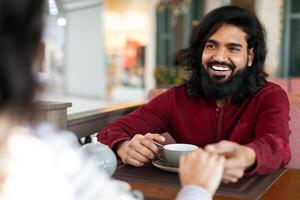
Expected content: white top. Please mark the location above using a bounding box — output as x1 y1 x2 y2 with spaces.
176 185 212 200
2 124 135 200
1 124 211 200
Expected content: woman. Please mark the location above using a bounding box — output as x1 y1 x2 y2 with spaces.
0 0 224 199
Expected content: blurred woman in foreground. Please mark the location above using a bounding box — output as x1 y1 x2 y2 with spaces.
0 0 224 199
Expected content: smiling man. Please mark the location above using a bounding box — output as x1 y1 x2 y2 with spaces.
98 6 291 183
202 24 252 83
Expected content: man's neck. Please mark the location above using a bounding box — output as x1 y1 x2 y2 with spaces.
216 99 227 108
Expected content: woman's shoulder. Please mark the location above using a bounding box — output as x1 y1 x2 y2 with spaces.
5 124 135 200
5 126 75 200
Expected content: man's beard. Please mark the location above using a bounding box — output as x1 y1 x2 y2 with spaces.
200 66 247 100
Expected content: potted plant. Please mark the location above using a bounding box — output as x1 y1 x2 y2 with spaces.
154 66 184 88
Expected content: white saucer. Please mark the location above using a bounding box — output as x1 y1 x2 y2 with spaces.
152 159 178 173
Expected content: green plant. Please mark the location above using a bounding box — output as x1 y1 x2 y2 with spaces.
154 66 184 86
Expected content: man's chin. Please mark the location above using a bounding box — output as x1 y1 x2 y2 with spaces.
210 75 230 84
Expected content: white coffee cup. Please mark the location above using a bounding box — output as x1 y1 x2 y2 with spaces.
163 143 198 167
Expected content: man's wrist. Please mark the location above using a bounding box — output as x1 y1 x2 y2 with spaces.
243 146 256 168
115 140 130 158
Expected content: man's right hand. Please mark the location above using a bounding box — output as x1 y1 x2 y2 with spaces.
205 140 256 183
116 133 165 167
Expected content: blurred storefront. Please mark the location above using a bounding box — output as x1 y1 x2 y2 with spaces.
42 0 157 113
103 0 151 99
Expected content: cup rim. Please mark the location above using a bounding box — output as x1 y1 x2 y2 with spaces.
164 143 198 151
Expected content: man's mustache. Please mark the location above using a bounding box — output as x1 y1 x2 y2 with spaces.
207 61 235 70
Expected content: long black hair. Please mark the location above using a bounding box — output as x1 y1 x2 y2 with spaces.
177 5 268 103
0 0 44 117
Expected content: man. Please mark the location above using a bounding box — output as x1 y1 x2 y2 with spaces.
0 0 224 200
98 6 291 183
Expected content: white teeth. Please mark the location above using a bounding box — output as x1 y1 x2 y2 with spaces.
211 65 230 71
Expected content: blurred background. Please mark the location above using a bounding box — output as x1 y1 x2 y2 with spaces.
40 0 300 114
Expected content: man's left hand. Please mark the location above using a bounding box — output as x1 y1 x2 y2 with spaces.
205 140 256 183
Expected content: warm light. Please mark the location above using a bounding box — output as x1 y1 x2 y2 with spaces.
104 10 150 48
48 0 59 15
57 17 67 27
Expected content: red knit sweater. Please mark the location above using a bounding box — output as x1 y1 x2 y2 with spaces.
97 82 291 175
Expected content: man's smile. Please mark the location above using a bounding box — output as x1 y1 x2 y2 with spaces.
211 65 230 71
206 62 235 81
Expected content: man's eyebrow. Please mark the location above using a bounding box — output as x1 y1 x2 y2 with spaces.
227 43 243 48
206 40 243 48
206 39 217 44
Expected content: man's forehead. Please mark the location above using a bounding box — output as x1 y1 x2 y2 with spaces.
206 24 248 44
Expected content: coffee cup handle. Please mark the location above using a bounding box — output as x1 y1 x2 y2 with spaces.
156 150 165 161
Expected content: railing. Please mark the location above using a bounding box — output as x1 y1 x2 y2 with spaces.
67 101 143 138
37 101 143 138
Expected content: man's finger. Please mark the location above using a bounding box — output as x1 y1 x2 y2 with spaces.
205 140 237 155
222 176 239 183
213 140 237 151
224 158 245 169
131 138 157 159
223 168 244 179
145 133 165 143
127 149 150 163
140 139 160 155
122 156 144 167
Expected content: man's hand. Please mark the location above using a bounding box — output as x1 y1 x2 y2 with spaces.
116 133 165 167
179 149 225 196
205 140 256 183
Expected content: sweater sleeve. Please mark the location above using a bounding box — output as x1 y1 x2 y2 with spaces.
246 87 291 175
176 185 212 200
97 89 172 149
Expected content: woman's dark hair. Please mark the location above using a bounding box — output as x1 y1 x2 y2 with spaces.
177 5 268 103
0 0 44 117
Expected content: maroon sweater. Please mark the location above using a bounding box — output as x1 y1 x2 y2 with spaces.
97 82 291 175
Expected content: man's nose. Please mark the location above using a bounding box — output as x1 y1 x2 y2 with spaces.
213 48 228 62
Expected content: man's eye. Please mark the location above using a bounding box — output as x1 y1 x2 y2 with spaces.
229 47 240 52
206 44 215 49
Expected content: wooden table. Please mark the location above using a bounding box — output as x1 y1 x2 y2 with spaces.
113 164 300 200
259 169 300 200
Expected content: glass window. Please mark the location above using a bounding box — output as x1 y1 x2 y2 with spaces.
42 0 152 115
289 19 300 77
291 0 300 13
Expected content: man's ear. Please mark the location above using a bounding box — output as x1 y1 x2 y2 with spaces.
247 48 254 67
